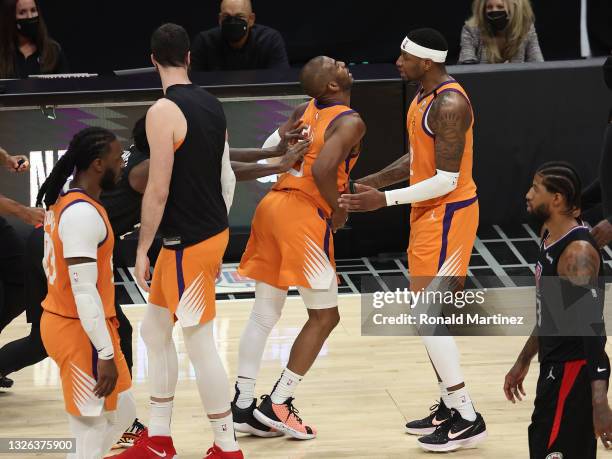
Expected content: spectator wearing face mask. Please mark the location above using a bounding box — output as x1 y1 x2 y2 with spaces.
190 0 289 72
458 0 543 64
0 0 69 79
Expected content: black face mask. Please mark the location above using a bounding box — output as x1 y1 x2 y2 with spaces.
221 16 248 44
604 56 612 91
486 10 509 32
16 16 40 41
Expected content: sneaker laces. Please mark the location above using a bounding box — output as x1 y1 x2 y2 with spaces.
283 397 304 424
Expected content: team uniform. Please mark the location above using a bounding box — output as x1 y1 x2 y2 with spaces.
530 223 608 458
148 83 229 328
40 189 131 417
403 78 487 452
239 99 360 299
406 79 478 283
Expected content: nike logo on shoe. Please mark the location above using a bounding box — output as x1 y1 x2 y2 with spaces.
432 416 448 426
147 446 167 457
598 367 607 373
447 426 473 440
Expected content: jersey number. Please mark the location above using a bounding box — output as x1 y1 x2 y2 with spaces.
42 211 57 286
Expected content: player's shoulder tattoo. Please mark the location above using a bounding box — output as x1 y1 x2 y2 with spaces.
558 240 600 286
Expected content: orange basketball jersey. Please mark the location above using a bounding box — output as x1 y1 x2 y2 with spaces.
273 99 360 216
42 189 116 319
407 79 477 208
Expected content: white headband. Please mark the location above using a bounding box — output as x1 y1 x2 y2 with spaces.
400 37 447 63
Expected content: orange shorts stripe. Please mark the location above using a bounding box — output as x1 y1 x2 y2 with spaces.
239 190 335 290
148 228 229 327
408 197 479 283
40 311 131 417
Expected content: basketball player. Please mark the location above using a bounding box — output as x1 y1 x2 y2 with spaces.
338 28 486 451
36 126 136 459
505 162 612 458
126 23 242 459
233 55 365 439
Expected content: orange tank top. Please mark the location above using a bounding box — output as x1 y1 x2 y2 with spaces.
42 189 116 319
273 99 360 216
407 79 477 207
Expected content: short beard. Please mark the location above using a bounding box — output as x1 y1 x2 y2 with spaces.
530 203 551 224
100 168 118 191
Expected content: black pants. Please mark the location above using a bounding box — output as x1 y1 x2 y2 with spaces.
529 360 596 459
0 227 134 376
0 217 25 333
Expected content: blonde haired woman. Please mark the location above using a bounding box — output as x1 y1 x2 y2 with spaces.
458 0 543 64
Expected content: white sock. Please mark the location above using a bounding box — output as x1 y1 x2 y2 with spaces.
270 368 303 404
210 413 239 452
438 381 451 407
235 376 255 409
446 387 476 421
149 400 173 437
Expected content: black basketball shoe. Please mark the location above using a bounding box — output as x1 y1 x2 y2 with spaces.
405 399 452 435
232 386 283 438
418 409 487 452
0 374 13 389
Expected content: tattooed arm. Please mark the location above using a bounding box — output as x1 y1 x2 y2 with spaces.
558 240 612 448
356 153 411 189
428 91 472 173
557 240 599 286
338 91 471 212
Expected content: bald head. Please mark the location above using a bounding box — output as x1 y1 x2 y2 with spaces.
220 0 253 16
300 56 337 98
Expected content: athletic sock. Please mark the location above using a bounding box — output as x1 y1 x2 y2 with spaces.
270 368 303 404
446 387 477 422
235 376 255 409
149 400 173 437
210 413 239 452
438 381 450 406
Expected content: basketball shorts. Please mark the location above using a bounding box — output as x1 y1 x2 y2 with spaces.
239 190 337 296
149 229 229 328
40 311 131 417
408 196 478 291
528 360 596 459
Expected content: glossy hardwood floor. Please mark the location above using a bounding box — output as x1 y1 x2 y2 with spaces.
1 290 610 458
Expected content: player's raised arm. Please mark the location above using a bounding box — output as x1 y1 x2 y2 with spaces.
228 108 308 163
135 100 178 291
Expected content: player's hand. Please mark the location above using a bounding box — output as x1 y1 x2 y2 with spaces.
593 401 612 448
94 357 118 398
17 205 45 226
591 219 612 248
278 139 311 172
331 207 348 233
134 251 151 292
338 183 387 212
275 121 307 156
503 359 530 403
5 155 29 173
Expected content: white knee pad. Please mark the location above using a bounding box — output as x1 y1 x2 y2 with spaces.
68 414 107 459
140 303 174 349
251 282 287 329
297 280 338 310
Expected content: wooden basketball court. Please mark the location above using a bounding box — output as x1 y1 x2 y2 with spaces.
1 288 610 458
